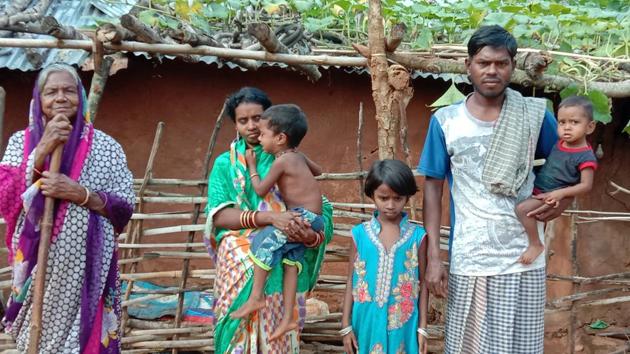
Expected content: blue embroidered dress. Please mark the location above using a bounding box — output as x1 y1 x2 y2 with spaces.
351 213 426 354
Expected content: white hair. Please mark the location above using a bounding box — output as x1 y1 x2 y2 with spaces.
37 63 81 92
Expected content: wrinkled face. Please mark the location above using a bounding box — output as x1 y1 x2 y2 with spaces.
466 46 515 99
557 106 595 145
40 71 79 120
372 183 408 221
257 119 283 154
234 102 264 145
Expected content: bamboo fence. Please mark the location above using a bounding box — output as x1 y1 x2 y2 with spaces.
0 104 629 353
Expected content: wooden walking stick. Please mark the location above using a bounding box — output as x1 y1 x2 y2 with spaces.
27 143 64 354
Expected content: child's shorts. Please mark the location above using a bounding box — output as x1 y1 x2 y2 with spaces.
248 207 324 273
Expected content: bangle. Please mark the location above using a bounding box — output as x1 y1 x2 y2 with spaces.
250 173 259 179
304 231 324 248
79 186 90 206
33 167 43 176
338 325 352 336
250 211 259 228
96 192 108 211
240 211 249 229
417 327 429 339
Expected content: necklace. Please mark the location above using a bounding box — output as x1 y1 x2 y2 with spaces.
275 148 296 158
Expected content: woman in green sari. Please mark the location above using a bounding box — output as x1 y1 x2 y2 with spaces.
204 87 333 353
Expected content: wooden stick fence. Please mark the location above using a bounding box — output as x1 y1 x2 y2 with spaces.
0 109 628 353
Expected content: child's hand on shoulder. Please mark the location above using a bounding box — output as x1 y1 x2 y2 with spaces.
245 149 256 167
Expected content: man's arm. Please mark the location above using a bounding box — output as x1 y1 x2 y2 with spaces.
423 177 448 297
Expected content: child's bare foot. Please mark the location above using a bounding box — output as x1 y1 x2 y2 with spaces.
518 243 544 265
269 320 298 341
230 298 266 319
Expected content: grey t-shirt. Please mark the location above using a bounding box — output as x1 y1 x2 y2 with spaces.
534 142 597 192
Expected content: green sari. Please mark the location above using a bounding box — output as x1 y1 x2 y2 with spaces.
204 138 333 353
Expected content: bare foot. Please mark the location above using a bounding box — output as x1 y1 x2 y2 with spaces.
269 320 298 341
518 243 544 265
231 298 266 319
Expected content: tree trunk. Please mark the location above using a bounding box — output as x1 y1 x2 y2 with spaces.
368 0 397 159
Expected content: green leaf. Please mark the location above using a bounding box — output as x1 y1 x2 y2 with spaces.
159 15 180 30
560 84 580 100
414 30 433 49
469 10 487 28
588 90 612 124
293 0 314 12
429 82 466 109
202 3 229 19
589 319 609 330
483 12 512 27
623 120 630 135
190 14 212 33
138 10 159 27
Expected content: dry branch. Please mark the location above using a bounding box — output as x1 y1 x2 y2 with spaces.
96 23 135 43
386 23 407 52
168 27 258 71
248 23 321 81
121 14 162 44
4 0 51 26
0 38 628 97
87 55 113 123
40 16 85 40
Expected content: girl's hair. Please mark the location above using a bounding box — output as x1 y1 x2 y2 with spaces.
364 159 418 198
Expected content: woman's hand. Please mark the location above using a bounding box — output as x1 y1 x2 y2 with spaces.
285 216 318 244
270 211 301 231
342 331 358 354
418 334 428 354
36 114 72 158
40 171 84 203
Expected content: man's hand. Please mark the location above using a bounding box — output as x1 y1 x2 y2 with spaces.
528 195 574 221
426 260 448 298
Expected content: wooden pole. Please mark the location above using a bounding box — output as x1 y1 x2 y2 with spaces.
172 104 226 352
121 122 165 337
0 37 627 97
27 145 63 353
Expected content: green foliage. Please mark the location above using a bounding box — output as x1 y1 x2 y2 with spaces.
559 85 612 124
429 81 466 110
130 0 628 63
589 319 609 330
123 0 627 132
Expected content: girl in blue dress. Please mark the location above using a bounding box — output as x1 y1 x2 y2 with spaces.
341 159 429 354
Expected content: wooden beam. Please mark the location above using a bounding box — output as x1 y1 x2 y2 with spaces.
0 38 627 97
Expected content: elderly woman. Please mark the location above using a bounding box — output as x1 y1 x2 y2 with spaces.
0 63 134 352
204 87 333 353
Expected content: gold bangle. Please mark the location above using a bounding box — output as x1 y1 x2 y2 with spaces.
250 173 259 179
240 211 247 229
250 211 258 229
79 186 90 207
